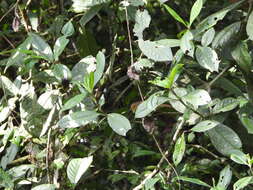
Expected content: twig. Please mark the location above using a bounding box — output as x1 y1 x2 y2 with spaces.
0 0 20 23
105 169 139 175
2 35 15 49
46 128 52 183
10 155 30 165
124 5 134 66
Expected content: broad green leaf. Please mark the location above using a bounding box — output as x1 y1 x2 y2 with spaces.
191 120 220 132
173 134 186 166
214 77 242 96
53 36 69 61
217 165 232 190
29 33 54 62
37 90 58 110
167 64 184 88
213 98 239 114
135 93 168 118
0 75 19 96
180 30 195 57
168 87 188 113
52 64 72 82
246 11 253 40
0 168 14 188
163 4 187 27
212 22 241 49
28 11 39 32
182 89 211 108
189 0 203 27
129 0 146 6
67 156 93 184
195 46 219 72
94 51 105 85
5 36 32 70
195 0 245 35
233 177 253 190
230 150 249 166
206 124 242 156
83 72 95 93
138 39 173 62
61 93 87 112
31 184 56 190
61 21 75 36
177 176 211 188
133 58 154 72
58 111 99 128
145 178 160 190
72 0 109 13
1 143 19 170
201 27 215 46
80 5 102 27
7 164 36 180
238 104 253 134
231 42 252 75
107 113 131 136
72 56 96 82
133 9 151 39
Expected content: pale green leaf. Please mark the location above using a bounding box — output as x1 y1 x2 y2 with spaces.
163 4 187 27
180 30 195 57
79 5 102 27
61 93 87 112
196 46 219 72
72 0 109 13
58 111 99 128
192 120 220 132
53 36 69 61
52 64 72 82
94 51 105 85
217 165 232 190
67 156 93 184
201 27 215 46
133 9 151 39
107 113 131 136
138 39 173 62
233 177 253 190
61 21 75 36
177 176 211 188
206 124 242 156
189 0 203 26
173 134 186 166
246 11 253 40
31 184 56 190
0 75 19 96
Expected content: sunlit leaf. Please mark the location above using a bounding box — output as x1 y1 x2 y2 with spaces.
107 113 131 136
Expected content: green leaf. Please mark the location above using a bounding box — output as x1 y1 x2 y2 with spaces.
135 93 168 118
206 124 242 156
167 64 184 88
246 11 253 40
180 30 195 57
52 64 72 82
138 39 173 62
192 120 220 132
201 27 215 47
177 176 211 188
67 156 93 184
58 111 99 128
195 0 245 35
79 5 102 27
168 87 188 113
31 184 56 190
132 150 159 158
72 56 96 82
145 178 160 190
133 58 154 72
173 134 186 166
217 165 232 190
0 168 14 188
107 113 131 136
1 143 19 170
61 93 87 112
163 4 187 27
189 0 203 27
231 42 252 75
53 36 69 61
83 72 95 93
212 22 241 49
61 21 75 37
29 33 54 62
230 150 249 166
238 103 253 134
182 89 212 109
233 177 253 190
72 0 109 13
7 164 36 180
0 75 19 96
37 90 58 110
133 9 151 39
195 46 219 72
213 98 239 114
94 51 105 85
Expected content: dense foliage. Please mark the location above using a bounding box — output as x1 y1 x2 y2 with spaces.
1 0 253 189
